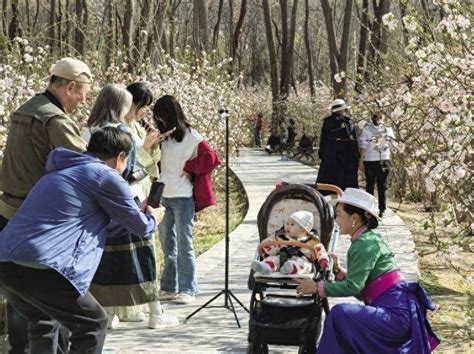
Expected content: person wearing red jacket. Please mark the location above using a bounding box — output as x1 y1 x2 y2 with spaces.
152 95 220 305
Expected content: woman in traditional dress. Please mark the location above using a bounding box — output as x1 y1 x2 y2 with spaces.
296 188 439 353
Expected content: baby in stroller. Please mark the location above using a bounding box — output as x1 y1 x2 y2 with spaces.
251 210 329 275
247 184 336 353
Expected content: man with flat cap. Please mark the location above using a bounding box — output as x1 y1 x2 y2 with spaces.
0 57 92 354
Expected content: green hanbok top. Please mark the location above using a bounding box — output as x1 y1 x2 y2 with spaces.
324 229 399 299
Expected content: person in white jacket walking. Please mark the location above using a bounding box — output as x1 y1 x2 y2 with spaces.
358 113 395 218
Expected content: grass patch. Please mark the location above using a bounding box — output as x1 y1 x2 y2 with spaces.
389 201 473 352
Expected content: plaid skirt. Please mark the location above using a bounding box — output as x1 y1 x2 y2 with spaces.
90 231 159 307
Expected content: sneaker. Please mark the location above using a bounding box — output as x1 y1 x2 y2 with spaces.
174 293 195 304
251 260 272 275
148 310 179 329
159 290 178 301
107 314 120 330
120 311 146 322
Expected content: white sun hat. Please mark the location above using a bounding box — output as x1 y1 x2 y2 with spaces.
328 188 380 223
331 98 350 112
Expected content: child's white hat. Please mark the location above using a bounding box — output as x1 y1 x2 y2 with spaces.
288 211 314 233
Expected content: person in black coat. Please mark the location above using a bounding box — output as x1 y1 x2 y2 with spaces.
316 99 359 190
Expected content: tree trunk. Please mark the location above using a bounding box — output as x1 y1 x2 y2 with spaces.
304 0 315 97
25 0 30 35
338 0 353 93
49 0 55 50
355 0 369 93
320 0 340 95
74 0 84 55
282 0 298 99
193 0 208 54
168 1 178 58
321 0 352 97
262 0 280 124
57 0 62 54
133 0 151 65
122 0 134 67
146 0 168 63
230 0 247 70
212 0 224 49
228 0 233 58
399 0 408 46
104 0 114 71
32 0 39 32
279 0 289 99
8 0 22 40
82 0 88 52
1 0 7 36
367 0 391 75
64 0 71 48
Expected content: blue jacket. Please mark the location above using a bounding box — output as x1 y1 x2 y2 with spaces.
0 148 156 295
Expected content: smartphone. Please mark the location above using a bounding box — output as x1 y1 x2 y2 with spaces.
160 127 176 140
148 181 165 208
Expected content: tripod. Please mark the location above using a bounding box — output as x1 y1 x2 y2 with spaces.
185 99 249 328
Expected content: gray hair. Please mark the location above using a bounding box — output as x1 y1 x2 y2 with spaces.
87 84 132 127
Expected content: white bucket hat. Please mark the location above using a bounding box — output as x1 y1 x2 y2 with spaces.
328 188 380 223
288 210 314 233
331 99 350 113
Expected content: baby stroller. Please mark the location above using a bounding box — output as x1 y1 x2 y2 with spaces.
247 183 340 354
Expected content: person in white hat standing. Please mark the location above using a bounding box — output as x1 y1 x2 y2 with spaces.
316 99 359 192
0 57 92 353
296 188 439 353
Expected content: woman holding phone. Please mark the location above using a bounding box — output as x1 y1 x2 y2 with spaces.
152 95 220 304
87 84 179 330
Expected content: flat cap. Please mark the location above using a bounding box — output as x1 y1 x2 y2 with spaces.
50 57 92 83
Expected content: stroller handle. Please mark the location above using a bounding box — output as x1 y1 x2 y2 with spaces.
315 183 343 196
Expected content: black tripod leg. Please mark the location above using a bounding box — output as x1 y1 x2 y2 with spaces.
226 292 241 328
229 290 249 313
185 290 224 321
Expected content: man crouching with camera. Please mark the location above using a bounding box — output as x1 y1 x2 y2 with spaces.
0 127 163 354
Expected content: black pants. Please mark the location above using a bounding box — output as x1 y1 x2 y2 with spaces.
0 216 70 354
364 160 391 213
0 215 28 354
254 128 262 147
0 262 107 354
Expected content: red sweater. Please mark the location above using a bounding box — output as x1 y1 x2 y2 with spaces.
183 140 221 212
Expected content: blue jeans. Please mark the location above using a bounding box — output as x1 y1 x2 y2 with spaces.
159 197 198 295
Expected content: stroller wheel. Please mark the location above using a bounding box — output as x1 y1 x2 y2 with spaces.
247 341 269 354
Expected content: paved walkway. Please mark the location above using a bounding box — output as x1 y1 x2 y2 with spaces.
102 148 417 353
